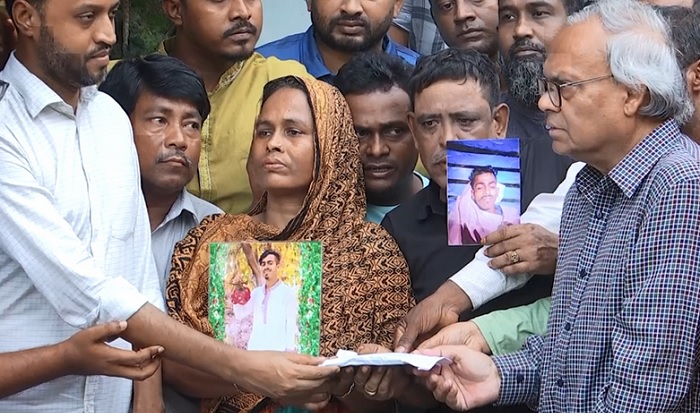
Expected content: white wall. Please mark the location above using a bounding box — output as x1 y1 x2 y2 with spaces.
258 0 311 46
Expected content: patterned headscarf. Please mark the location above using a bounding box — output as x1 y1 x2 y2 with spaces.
166 76 414 413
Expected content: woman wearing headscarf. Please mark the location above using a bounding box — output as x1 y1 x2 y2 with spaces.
164 76 416 413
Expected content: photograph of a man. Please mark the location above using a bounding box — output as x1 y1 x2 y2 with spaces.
449 166 520 245
246 250 299 352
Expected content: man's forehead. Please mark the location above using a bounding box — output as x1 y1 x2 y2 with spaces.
475 171 496 179
415 79 490 107
349 88 411 108
544 22 609 77
136 91 199 112
543 52 576 78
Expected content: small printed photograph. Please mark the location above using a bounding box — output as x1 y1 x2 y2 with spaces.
446 138 521 246
209 241 322 356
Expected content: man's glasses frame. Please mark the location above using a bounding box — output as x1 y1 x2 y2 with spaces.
537 75 614 108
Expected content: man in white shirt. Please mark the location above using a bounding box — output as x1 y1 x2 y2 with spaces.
0 0 339 411
99 54 222 289
247 250 299 352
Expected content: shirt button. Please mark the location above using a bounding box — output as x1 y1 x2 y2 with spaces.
564 322 571 331
595 211 604 219
579 269 587 279
556 378 565 387
516 374 525 383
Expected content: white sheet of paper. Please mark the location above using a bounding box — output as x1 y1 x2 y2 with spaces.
320 350 450 371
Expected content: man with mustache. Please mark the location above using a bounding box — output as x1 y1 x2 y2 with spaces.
381 49 552 413
99 54 222 292
158 0 310 214
497 0 584 204
101 54 224 413
257 0 418 84
335 52 429 224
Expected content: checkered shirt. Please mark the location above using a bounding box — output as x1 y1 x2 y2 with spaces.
493 120 700 412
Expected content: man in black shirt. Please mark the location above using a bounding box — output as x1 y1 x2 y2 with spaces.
383 48 551 314
498 0 588 206
382 50 552 413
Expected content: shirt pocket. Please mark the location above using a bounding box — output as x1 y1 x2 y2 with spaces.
101 168 140 241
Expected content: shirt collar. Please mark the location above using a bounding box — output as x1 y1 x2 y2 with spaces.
154 190 200 232
417 180 447 221
301 26 398 81
2 53 99 119
576 119 683 199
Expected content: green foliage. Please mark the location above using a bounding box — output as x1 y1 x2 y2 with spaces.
209 242 227 341
297 242 322 356
114 0 170 59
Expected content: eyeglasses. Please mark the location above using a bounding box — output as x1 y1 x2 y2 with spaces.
537 75 613 108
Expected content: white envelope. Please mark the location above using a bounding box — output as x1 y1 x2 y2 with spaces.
320 350 450 371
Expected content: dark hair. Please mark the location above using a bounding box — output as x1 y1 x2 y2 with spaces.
469 166 497 188
335 51 413 97
658 6 700 70
99 54 210 121
261 75 310 106
258 249 281 264
409 49 500 109
563 0 593 15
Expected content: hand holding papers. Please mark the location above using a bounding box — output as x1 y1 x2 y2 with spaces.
321 349 450 371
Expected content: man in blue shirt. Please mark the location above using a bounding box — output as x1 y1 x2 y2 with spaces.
257 0 418 84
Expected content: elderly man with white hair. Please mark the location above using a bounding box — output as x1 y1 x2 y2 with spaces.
413 0 700 411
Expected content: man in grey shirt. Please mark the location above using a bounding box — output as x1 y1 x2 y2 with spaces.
100 54 222 291
100 55 222 412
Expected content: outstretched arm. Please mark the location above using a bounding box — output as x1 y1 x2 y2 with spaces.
242 242 263 287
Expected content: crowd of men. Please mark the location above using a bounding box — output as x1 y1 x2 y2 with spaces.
0 0 699 412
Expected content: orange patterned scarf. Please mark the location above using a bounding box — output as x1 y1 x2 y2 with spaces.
165 77 414 413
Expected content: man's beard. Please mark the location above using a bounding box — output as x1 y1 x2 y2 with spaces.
501 40 547 108
310 5 393 52
37 24 108 88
